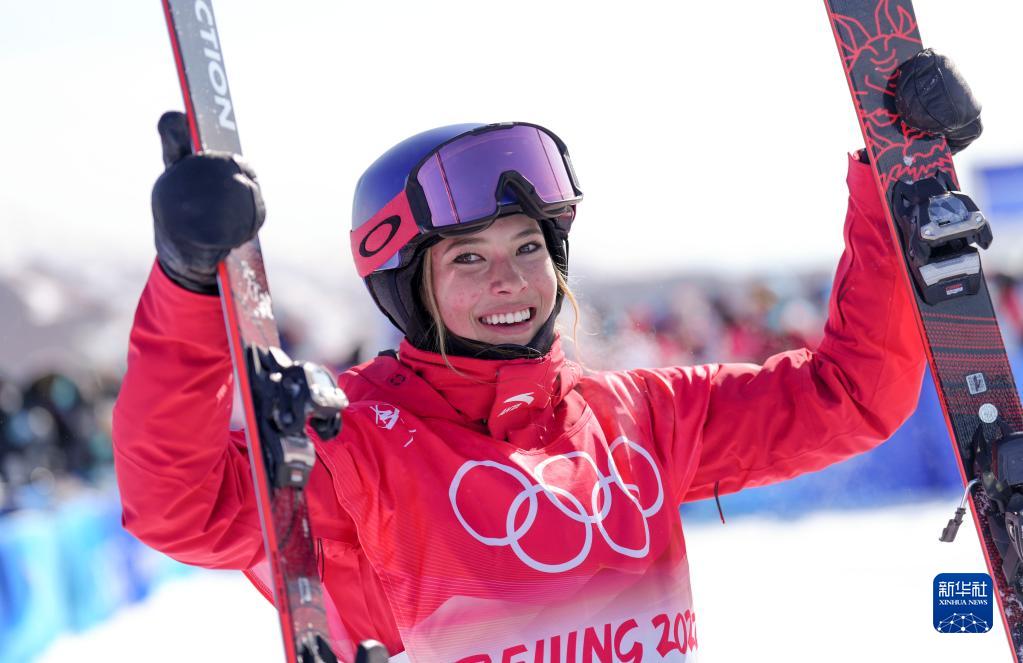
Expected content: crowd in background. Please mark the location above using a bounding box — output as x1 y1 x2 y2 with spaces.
568 272 831 371
570 270 1023 372
0 372 118 514
3 270 1023 513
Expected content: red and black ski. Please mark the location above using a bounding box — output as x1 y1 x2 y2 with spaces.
160 2 386 662
824 0 1023 659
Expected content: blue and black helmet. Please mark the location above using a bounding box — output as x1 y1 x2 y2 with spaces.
350 122 582 356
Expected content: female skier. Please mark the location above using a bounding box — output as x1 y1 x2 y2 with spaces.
113 52 980 662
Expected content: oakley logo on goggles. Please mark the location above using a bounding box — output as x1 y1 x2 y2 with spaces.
351 123 582 277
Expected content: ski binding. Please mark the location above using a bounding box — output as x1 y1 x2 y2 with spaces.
891 171 992 305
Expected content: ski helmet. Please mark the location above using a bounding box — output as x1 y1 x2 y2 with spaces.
351 122 583 357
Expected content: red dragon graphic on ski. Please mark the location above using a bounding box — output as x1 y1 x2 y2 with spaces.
828 1 1023 660
830 0 954 190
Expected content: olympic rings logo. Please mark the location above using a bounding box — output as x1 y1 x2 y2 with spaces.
448 436 664 574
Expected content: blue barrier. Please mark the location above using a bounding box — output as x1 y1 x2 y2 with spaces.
0 511 67 663
977 162 1023 221
55 497 136 631
0 490 192 662
682 363 1004 521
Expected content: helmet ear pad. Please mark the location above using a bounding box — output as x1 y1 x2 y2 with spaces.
540 217 570 283
525 217 570 354
364 237 437 350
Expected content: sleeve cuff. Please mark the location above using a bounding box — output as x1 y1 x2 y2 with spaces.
846 152 887 223
142 259 228 345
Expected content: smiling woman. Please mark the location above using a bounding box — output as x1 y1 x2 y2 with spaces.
421 214 581 360
349 123 581 362
427 216 557 346
114 95 978 659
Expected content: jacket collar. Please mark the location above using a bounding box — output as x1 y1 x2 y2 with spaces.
394 335 581 446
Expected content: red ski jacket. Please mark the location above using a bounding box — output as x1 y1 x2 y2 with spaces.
113 155 925 663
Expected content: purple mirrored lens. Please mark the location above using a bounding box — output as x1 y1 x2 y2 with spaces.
416 125 576 228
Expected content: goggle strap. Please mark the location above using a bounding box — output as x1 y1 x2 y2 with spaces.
350 190 419 277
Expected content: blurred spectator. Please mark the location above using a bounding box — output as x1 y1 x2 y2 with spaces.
568 271 830 370
0 372 116 512
993 272 1023 349
1 377 61 511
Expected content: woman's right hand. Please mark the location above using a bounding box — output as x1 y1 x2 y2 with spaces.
151 111 265 295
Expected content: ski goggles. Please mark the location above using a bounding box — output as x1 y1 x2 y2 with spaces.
351 123 583 277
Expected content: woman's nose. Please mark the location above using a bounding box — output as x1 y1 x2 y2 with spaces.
489 257 527 294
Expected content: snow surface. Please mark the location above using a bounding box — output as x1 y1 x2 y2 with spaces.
35 501 1010 662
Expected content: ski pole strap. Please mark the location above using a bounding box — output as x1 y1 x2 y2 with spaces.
940 478 980 543
714 481 726 525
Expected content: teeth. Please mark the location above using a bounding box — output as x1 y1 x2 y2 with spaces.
482 308 531 326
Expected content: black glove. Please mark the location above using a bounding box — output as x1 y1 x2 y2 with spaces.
151 111 265 295
895 49 982 154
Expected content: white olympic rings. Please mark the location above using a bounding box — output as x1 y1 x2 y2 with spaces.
448 436 664 573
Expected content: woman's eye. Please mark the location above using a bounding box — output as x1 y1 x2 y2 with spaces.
453 252 482 264
518 241 542 255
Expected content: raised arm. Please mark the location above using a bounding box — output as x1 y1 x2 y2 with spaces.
112 113 350 568
682 154 926 501
112 264 268 567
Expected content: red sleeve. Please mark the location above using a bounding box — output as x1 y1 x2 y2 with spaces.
637 154 926 503
111 262 355 569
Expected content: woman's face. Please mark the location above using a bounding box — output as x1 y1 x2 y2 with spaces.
428 214 557 346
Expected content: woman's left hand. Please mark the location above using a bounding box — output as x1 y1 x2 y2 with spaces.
895 48 982 154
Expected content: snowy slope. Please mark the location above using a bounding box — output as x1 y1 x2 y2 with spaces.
36 501 1008 662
